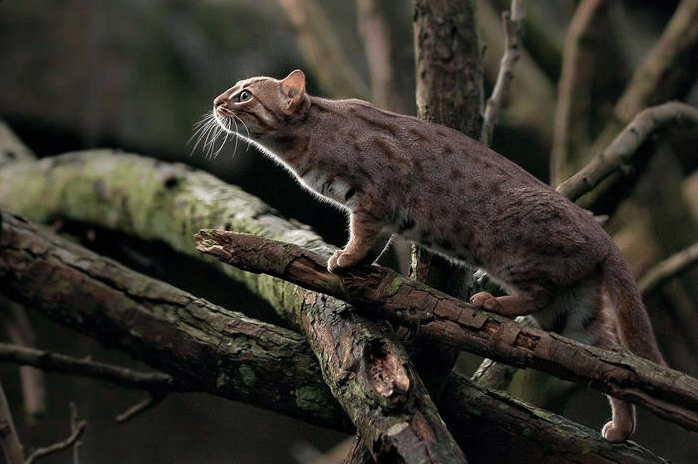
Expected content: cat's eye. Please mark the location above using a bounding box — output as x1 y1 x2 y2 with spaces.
234 90 252 103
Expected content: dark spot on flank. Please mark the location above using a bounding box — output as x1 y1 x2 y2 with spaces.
344 188 356 202
450 167 463 180
489 183 502 195
409 128 429 142
470 180 482 191
443 145 454 156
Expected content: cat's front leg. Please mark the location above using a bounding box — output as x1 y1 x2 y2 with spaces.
328 207 392 272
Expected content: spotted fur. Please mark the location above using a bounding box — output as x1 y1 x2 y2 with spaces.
212 70 666 442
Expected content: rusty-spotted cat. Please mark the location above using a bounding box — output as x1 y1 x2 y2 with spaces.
210 69 666 442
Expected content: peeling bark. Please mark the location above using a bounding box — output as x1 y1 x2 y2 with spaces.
195 230 698 434
0 211 669 464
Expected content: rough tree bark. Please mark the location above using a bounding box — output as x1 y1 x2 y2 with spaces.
194 231 698 434
0 209 672 464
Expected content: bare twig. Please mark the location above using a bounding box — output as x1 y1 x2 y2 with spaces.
24 408 86 464
69 403 81 464
589 0 698 159
556 102 698 201
639 242 698 294
0 343 177 392
0 379 24 464
480 0 525 146
116 393 167 423
195 230 698 433
478 0 555 146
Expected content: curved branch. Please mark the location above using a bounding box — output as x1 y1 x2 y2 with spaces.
639 242 698 294
481 0 525 146
195 230 698 434
24 418 86 464
0 215 668 464
556 102 698 201
588 0 698 160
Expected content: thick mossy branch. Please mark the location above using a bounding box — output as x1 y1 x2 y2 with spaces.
0 211 343 429
0 211 669 464
0 152 465 464
195 230 698 434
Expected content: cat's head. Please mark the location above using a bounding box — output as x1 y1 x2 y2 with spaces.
213 70 308 139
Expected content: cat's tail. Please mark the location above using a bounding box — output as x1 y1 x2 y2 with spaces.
602 249 666 366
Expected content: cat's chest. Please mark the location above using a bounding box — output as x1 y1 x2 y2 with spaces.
293 163 355 207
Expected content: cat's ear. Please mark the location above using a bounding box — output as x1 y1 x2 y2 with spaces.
281 70 307 111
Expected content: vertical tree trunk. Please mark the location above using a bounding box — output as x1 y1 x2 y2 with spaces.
410 0 484 414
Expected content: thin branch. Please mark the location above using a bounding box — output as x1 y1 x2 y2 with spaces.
116 393 167 423
639 242 698 294
69 403 81 464
588 0 698 163
0 344 177 392
556 102 698 201
478 0 555 146
195 230 698 434
0 379 24 464
24 414 86 464
481 0 525 146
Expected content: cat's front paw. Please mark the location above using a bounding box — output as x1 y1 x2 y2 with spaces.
601 420 632 443
327 249 361 273
469 291 503 312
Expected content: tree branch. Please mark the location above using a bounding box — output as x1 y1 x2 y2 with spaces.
0 146 683 462
481 0 525 146
556 102 698 202
24 410 86 464
0 380 24 464
583 0 698 209
0 209 669 463
639 241 698 294
0 344 176 393
195 230 698 434
0 211 345 430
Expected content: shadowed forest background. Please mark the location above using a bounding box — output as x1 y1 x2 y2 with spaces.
1 0 698 463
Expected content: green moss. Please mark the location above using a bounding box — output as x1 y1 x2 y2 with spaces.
238 364 257 387
295 386 323 411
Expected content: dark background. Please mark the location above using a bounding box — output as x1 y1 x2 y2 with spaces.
1 0 697 462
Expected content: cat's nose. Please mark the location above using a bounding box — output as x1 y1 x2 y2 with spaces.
213 94 228 107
